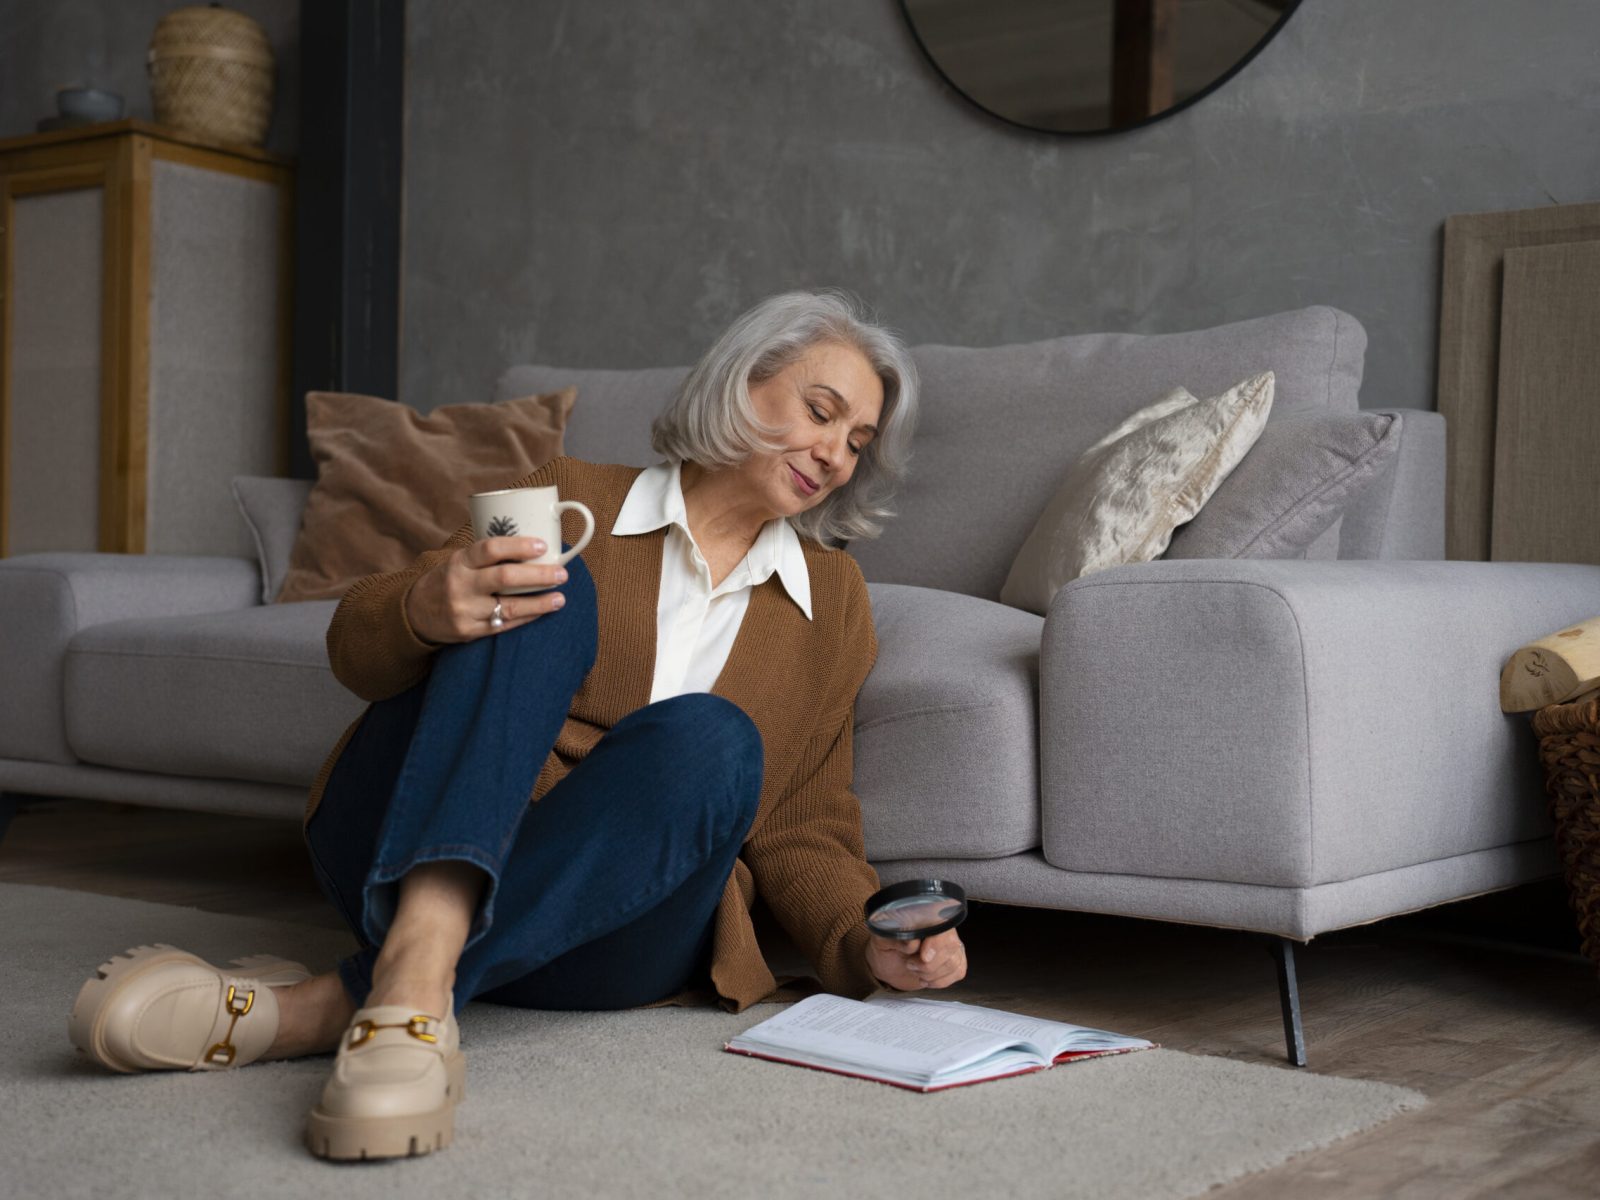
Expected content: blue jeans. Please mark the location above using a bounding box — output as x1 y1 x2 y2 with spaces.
303 555 763 1015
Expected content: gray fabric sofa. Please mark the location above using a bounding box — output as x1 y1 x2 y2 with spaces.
4 307 1592 1017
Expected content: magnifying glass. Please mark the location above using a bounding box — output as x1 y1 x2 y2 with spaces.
863 879 968 941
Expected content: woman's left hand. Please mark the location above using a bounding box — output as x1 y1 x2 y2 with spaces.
866 928 967 992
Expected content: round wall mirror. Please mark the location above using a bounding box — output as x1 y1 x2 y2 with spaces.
900 0 1302 135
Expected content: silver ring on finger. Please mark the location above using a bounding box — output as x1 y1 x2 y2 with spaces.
488 600 505 628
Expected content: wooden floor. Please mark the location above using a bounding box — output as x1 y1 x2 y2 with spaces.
5 794 1599 1197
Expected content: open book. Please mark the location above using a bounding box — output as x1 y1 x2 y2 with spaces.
724 994 1155 1092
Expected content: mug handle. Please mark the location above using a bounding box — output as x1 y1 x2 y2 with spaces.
553 501 595 565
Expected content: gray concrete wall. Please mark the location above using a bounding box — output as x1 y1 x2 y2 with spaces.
401 0 1600 415
1 1 298 155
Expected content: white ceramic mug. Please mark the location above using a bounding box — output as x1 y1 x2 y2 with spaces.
468 485 595 594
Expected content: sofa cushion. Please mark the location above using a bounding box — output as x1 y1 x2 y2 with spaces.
1000 372 1274 614
1165 410 1402 561
854 583 1043 860
63 601 364 787
498 364 687 469
858 306 1366 598
499 307 1367 601
231 475 314 604
0 553 265 768
1336 409 1447 560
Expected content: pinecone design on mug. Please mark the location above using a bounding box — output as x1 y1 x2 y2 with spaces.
486 515 518 537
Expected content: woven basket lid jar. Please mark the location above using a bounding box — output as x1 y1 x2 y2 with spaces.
148 4 275 147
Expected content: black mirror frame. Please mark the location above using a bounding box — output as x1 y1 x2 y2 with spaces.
896 0 1304 138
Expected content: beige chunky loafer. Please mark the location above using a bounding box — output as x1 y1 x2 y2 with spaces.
305 997 465 1161
68 943 311 1073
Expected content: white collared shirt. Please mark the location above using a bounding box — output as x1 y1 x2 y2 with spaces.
612 461 813 704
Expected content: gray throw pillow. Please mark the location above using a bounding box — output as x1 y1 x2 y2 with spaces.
231 475 315 604
1164 411 1402 560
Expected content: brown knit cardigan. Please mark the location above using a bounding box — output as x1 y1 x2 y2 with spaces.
304 456 884 1011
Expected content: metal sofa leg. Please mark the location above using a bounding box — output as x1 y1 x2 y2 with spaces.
1268 936 1308 1067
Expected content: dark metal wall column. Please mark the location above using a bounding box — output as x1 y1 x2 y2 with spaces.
289 0 404 479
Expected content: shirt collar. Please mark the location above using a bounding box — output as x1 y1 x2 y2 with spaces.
614 462 813 621
612 461 683 537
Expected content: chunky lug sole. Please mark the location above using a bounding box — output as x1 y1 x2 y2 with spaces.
68 943 309 1074
305 1051 468 1161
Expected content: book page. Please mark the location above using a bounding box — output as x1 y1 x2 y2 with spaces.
874 997 1151 1058
730 994 1032 1077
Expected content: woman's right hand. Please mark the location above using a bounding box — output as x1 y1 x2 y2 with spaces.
404 536 570 645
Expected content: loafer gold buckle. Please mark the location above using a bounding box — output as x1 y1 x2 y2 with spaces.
346 1014 439 1049
203 984 256 1066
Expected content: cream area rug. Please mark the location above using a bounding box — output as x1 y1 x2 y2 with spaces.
0 884 1424 1199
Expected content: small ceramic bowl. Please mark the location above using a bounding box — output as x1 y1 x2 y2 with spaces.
56 88 125 123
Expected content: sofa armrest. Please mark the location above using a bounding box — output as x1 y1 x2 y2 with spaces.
0 553 262 764
1039 558 1600 898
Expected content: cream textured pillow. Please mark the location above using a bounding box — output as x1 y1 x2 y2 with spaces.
276 388 576 603
999 371 1275 614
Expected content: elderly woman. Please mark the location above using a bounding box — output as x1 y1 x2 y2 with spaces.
66 290 966 1159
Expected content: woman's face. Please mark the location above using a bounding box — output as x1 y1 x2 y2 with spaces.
739 340 885 520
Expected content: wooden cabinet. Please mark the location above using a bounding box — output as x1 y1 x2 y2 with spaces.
0 119 291 557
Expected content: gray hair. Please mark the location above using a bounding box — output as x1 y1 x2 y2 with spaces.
651 289 918 544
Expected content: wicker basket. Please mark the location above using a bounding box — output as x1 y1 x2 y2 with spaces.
148 4 274 147
1531 692 1600 975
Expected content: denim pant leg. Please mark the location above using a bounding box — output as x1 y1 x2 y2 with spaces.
304 556 598 998
452 693 763 1009
316 692 763 1014
473 846 734 1011
305 554 765 1015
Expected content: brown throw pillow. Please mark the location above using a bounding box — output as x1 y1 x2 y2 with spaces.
275 388 575 603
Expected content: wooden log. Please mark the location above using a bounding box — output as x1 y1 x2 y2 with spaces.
1500 615 1600 712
